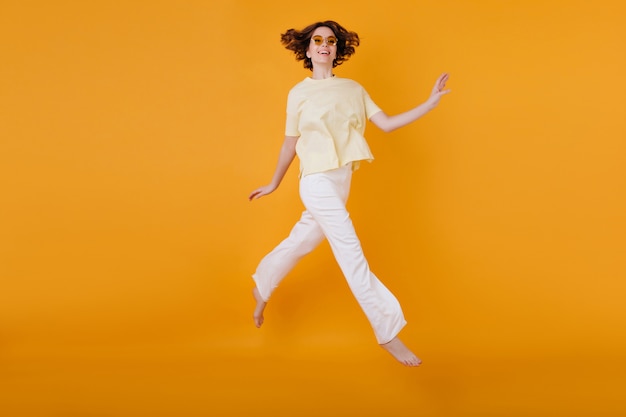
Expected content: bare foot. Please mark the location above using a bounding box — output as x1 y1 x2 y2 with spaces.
252 287 266 328
380 337 422 367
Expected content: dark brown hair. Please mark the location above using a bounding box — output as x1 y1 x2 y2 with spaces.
281 20 360 70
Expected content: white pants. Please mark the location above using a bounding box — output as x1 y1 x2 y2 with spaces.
252 165 406 344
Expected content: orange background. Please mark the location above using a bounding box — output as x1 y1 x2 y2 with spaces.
1 1 625 416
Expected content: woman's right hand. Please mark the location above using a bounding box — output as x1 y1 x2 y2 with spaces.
248 184 277 201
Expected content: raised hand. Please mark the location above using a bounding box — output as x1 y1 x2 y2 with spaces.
426 72 451 108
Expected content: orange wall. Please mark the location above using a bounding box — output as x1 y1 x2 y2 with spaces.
1 1 625 416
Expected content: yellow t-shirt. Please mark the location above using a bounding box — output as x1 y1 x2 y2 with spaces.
285 76 382 177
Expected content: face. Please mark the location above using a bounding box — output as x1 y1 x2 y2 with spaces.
306 26 337 67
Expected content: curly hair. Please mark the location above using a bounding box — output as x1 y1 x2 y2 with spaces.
281 20 360 70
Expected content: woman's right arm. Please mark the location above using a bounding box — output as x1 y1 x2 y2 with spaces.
248 135 299 201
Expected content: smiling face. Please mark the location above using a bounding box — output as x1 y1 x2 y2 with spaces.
305 26 337 68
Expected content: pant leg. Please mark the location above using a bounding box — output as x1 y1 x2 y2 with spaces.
252 210 325 302
299 166 407 344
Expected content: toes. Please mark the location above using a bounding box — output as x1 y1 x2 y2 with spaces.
404 356 421 367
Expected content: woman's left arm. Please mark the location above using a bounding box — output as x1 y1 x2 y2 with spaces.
370 73 450 133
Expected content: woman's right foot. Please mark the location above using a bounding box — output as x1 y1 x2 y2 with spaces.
252 287 266 328
381 337 422 367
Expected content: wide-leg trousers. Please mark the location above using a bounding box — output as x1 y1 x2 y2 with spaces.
252 165 407 344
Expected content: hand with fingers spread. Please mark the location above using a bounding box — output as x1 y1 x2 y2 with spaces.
425 72 451 109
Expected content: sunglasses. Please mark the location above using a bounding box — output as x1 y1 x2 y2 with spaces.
311 35 338 46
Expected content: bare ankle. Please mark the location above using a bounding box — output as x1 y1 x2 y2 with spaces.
252 287 266 328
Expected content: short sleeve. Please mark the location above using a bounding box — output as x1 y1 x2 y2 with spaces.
285 90 300 137
363 89 382 119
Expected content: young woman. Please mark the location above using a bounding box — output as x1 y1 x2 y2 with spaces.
249 20 450 366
